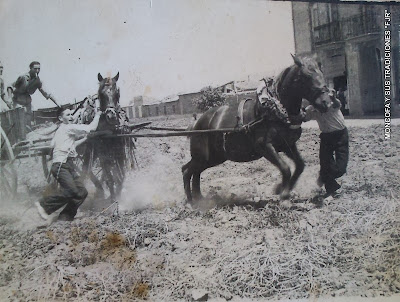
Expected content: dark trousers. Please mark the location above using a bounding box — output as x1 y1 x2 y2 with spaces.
12 99 32 129
40 158 88 219
319 128 349 194
11 80 33 129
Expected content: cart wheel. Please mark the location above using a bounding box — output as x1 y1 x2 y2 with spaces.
75 154 124 201
74 146 107 199
0 127 18 199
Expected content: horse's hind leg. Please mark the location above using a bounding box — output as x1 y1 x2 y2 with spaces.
192 167 206 200
188 159 208 200
284 144 305 191
182 160 194 202
258 142 292 200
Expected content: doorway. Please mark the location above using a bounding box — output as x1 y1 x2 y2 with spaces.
333 75 349 115
359 46 384 114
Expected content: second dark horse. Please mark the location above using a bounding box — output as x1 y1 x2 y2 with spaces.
182 55 332 202
80 72 130 201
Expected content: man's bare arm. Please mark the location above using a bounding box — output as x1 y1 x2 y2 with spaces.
39 86 60 107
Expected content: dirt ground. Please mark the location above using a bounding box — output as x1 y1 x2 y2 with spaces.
0 115 399 301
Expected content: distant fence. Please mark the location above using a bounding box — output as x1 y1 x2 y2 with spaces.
0 107 26 146
33 107 60 125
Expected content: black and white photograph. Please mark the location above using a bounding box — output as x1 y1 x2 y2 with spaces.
0 0 399 301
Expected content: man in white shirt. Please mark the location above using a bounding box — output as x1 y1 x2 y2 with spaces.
303 91 349 199
35 106 101 222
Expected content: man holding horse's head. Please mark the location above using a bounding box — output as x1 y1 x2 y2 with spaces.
35 106 102 222
302 89 349 201
8 61 60 130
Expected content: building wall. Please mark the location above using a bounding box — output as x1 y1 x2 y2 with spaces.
390 4 400 106
224 91 257 106
345 42 363 115
292 2 313 55
140 100 180 118
129 96 144 118
136 106 142 118
338 4 361 19
292 2 399 116
178 92 202 114
161 101 179 115
122 105 135 120
317 46 346 82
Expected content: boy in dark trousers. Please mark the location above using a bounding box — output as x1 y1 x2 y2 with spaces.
303 90 349 200
35 107 101 222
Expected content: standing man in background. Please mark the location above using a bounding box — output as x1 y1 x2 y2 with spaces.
8 61 60 130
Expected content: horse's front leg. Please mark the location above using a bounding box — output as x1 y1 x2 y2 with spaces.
114 156 125 197
101 158 115 200
284 144 305 191
255 139 291 200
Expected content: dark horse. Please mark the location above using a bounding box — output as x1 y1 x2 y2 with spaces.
182 55 331 202
81 72 128 201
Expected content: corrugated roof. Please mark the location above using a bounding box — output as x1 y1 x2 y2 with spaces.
235 79 260 91
140 94 180 106
160 95 179 103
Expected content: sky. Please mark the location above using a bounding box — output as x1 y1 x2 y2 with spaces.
0 0 295 109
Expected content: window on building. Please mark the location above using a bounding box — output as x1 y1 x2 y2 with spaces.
156 107 159 116
172 105 176 113
312 3 330 28
312 3 341 44
363 5 379 33
164 106 167 115
330 4 339 21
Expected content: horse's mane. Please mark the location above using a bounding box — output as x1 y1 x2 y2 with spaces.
272 56 320 94
299 57 321 78
273 66 292 99
267 56 320 115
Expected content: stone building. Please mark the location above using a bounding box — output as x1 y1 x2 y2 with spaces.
292 2 400 115
218 79 259 105
126 92 203 118
126 78 260 118
177 92 203 115
141 96 181 118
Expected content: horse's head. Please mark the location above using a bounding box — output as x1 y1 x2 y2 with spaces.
98 72 120 125
290 55 331 113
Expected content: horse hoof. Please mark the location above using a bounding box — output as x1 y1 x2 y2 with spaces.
192 193 204 201
280 190 290 200
280 200 292 209
274 183 283 195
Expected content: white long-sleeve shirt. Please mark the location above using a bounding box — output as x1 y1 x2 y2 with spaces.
51 114 100 163
304 105 346 133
